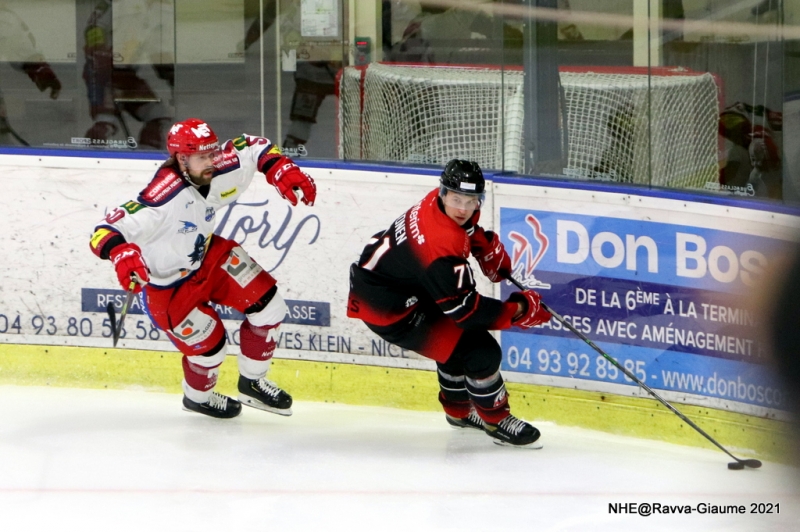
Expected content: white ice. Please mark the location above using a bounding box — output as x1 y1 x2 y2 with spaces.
0 385 798 532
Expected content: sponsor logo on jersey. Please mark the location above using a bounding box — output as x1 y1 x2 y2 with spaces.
185 200 194 208
405 296 418 308
205 207 215 222
142 173 183 204
122 201 145 214
408 201 425 245
214 151 241 173
90 228 113 250
220 187 237 199
508 214 551 290
178 221 198 234
172 307 216 345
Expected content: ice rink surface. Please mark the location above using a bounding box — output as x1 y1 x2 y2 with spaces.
1 385 798 532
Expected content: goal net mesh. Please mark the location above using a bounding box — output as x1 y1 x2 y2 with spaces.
339 63 720 189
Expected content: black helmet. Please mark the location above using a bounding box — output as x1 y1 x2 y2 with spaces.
440 159 485 196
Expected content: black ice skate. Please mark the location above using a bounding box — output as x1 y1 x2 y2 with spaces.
238 376 293 416
182 391 242 419
484 414 543 448
446 408 484 431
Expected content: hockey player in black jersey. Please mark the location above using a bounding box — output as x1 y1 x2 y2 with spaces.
347 160 551 447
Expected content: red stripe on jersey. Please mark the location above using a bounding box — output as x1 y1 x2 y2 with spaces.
435 293 464 305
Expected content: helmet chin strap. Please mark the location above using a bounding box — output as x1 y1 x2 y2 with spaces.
178 154 205 188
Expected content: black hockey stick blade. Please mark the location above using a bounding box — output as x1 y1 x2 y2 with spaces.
506 275 762 470
113 281 137 347
728 459 762 470
106 302 118 345
107 280 137 347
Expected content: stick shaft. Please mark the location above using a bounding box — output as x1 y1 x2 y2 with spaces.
507 276 748 464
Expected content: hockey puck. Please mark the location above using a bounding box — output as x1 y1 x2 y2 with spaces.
728 461 745 470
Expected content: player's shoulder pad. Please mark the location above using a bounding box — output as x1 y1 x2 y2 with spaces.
138 167 187 207
424 217 471 261
426 191 471 259
410 192 470 265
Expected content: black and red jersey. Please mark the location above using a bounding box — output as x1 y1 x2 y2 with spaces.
347 189 517 330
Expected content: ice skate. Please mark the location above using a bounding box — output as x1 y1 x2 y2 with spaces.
238 375 293 416
484 414 543 449
446 408 484 431
182 391 241 419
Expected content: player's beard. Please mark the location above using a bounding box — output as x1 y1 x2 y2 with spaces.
188 166 215 186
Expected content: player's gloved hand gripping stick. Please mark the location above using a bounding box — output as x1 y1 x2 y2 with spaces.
106 273 146 348
506 274 761 471
107 243 150 347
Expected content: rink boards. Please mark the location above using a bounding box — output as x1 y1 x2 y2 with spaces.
0 153 799 420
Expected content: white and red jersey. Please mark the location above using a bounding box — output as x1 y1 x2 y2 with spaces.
90 134 282 287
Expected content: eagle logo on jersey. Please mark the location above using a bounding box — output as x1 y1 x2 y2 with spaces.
188 234 207 264
508 214 551 290
178 221 198 234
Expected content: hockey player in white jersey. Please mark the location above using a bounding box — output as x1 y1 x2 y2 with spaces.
90 118 316 418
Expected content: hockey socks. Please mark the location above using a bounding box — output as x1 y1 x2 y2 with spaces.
437 368 472 420
466 371 510 424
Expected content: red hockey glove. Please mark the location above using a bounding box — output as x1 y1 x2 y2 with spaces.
265 156 317 206
109 243 150 293
470 227 511 283
509 290 551 329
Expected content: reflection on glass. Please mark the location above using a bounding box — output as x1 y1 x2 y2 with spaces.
243 0 341 158
0 0 63 146
0 0 794 204
81 0 173 150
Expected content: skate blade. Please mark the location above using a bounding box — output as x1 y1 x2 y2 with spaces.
492 439 543 450
238 395 293 416
181 405 241 419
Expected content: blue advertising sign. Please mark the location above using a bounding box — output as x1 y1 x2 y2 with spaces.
81 288 330 326
499 208 787 411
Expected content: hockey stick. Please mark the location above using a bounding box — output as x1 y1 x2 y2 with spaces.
507 276 762 470
106 278 138 347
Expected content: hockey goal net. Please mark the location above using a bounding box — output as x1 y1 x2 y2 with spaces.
338 63 721 189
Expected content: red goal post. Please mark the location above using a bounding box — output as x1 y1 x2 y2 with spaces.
337 62 722 189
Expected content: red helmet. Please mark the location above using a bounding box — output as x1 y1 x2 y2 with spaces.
166 118 219 156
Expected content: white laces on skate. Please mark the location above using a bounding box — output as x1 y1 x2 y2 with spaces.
467 409 484 426
207 392 228 410
255 378 282 398
498 415 527 435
